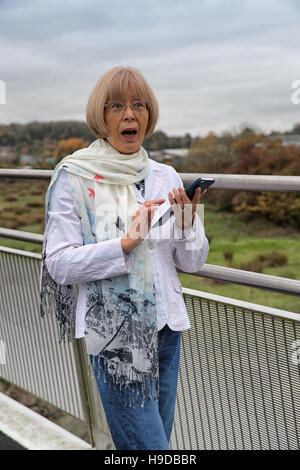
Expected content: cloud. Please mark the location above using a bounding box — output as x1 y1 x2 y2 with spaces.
0 0 300 136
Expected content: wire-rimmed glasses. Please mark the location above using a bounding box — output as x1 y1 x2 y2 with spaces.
104 100 150 114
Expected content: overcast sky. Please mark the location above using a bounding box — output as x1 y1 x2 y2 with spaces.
0 0 299 137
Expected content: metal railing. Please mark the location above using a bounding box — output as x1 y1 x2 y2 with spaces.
0 169 300 449
0 245 113 449
178 288 300 449
0 246 86 419
1 168 300 191
1 227 300 297
1 245 299 449
1 169 300 298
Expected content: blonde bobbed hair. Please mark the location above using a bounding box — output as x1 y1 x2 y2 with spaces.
86 66 159 139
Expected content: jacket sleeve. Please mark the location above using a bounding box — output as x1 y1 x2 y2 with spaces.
45 169 130 286
169 168 209 273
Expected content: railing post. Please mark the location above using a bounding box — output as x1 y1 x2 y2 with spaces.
72 337 114 450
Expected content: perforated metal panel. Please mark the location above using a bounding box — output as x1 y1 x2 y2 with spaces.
0 248 86 421
170 291 300 450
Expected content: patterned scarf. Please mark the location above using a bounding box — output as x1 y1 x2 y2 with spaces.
39 138 158 407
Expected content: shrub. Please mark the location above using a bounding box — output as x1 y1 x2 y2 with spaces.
3 195 18 202
16 213 44 226
223 249 233 263
212 138 300 229
206 233 213 244
29 189 44 196
240 251 287 273
26 201 44 208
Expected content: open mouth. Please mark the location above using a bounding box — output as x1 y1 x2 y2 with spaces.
121 128 138 136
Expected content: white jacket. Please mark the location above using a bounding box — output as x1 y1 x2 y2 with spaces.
45 158 209 337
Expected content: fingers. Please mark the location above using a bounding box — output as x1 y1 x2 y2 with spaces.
143 198 165 207
142 199 165 227
168 187 190 208
127 199 165 245
169 186 206 206
195 187 207 204
192 186 202 204
130 203 158 236
133 203 149 219
133 203 159 218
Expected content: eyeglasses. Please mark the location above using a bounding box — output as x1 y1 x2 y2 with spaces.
104 100 150 114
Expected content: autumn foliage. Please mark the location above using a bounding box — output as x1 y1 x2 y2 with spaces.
54 138 89 163
215 136 300 228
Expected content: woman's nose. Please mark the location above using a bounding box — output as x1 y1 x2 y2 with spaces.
123 105 136 119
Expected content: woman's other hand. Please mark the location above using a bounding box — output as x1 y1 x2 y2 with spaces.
121 199 165 253
168 186 207 230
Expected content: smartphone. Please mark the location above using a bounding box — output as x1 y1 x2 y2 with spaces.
184 177 215 200
153 176 215 228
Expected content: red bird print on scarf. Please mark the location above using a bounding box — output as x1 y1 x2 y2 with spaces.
87 187 95 198
94 174 105 182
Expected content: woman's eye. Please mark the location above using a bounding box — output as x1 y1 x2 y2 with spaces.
133 102 144 109
112 103 122 109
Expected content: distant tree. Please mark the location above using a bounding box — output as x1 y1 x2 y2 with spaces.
219 131 235 158
290 122 300 134
54 138 88 163
189 132 216 158
186 131 237 173
143 130 192 151
182 133 192 148
215 138 300 228
238 122 262 136
232 134 269 165
143 130 169 150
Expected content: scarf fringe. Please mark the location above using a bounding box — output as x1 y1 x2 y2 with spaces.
88 353 159 408
40 264 76 344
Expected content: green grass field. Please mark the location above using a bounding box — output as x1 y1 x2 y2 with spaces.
178 203 300 314
1 180 299 313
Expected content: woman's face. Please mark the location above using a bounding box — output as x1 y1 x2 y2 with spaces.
104 89 149 154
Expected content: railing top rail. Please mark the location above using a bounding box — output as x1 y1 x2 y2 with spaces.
0 244 41 259
180 173 300 191
180 263 300 297
0 169 299 191
182 286 300 322
0 227 43 245
0 168 52 179
1 236 300 298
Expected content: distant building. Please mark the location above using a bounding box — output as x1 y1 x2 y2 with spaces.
19 154 37 166
149 148 189 164
0 145 17 163
45 157 56 164
268 134 300 148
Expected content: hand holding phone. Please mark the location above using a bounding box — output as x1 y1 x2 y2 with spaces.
185 177 215 200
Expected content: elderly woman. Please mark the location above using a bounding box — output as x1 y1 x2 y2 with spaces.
40 66 209 450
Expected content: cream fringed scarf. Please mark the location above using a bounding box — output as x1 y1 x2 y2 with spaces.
39 138 158 407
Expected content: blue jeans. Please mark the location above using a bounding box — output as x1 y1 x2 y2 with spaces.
89 324 182 450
